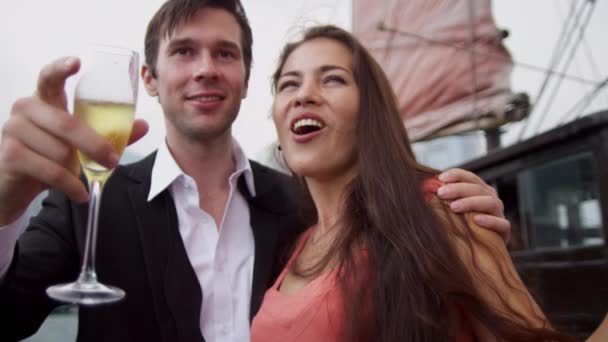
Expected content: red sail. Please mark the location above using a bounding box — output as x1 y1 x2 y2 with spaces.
352 0 527 141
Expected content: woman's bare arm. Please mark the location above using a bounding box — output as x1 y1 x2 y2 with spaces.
587 312 608 342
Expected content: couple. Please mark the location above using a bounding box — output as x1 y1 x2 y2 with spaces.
0 0 566 341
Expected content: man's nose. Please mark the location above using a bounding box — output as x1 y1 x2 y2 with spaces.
193 52 219 81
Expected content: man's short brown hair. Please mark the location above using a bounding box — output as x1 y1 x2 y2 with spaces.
144 0 253 82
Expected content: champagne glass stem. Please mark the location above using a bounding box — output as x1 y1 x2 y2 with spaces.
47 173 124 305
77 178 105 284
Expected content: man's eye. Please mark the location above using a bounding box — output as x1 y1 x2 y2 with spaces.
175 47 192 56
218 50 235 59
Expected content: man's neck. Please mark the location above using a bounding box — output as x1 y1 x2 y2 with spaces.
166 131 237 228
166 132 236 193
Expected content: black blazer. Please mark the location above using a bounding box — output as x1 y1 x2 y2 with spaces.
0 152 305 341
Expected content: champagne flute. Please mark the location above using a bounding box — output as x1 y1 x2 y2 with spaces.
46 46 138 305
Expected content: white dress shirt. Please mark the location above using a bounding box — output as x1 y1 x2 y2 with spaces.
148 139 256 342
0 138 257 342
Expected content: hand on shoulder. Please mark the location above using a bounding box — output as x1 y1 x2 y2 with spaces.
436 168 510 241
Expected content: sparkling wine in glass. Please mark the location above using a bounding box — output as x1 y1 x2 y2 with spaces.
46 46 138 305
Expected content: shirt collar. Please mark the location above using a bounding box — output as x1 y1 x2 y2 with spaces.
232 139 256 197
148 138 256 202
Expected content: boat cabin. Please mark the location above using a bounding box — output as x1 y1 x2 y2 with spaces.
460 110 608 337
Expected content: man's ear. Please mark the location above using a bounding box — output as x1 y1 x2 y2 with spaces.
142 64 158 96
241 83 248 99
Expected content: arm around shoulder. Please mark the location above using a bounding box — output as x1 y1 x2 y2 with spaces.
428 196 551 339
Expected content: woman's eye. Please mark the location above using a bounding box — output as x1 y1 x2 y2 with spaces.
325 75 345 84
278 81 298 91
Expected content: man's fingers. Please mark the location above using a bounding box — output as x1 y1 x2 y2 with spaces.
36 57 80 109
449 195 503 216
22 98 119 169
5 114 74 165
127 119 149 145
3 137 88 203
439 168 495 193
472 214 511 242
439 166 511 243
437 183 496 201
439 168 483 184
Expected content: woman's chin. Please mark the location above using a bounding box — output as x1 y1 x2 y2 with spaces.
285 156 357 183
286 163 320 179
288 166 315 179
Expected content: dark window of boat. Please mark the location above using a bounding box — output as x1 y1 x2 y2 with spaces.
513 152 603 251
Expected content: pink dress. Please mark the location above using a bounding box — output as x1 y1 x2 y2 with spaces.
250 178 475 341
250 228 345 341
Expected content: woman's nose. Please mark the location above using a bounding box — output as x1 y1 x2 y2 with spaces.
294 82 320 107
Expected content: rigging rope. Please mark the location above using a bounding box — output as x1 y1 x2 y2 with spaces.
531 0 581 107
556 76 608 124
379 0 400 65
524 0 596 139
376 23 601 87
554 0 608 120
555 0 608 104
579 39 608 106
516 0 588 140
467 0 480 128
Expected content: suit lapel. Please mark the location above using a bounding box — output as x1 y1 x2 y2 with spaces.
242 162 304 321
127 153 203 341
124 156 303 336
247 194 281 320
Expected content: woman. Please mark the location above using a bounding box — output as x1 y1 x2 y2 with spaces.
251 25 575 341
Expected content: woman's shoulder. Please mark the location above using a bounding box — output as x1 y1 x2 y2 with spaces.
422 177 503 248
421 175 442 203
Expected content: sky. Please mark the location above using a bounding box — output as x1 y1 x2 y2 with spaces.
494 0 608 145
0 0 606 165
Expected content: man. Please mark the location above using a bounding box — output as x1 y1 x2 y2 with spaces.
0 1 508 341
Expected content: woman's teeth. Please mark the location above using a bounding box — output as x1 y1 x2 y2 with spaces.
292 118 325 135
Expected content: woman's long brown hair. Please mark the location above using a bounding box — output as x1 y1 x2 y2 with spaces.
272 25 575 342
